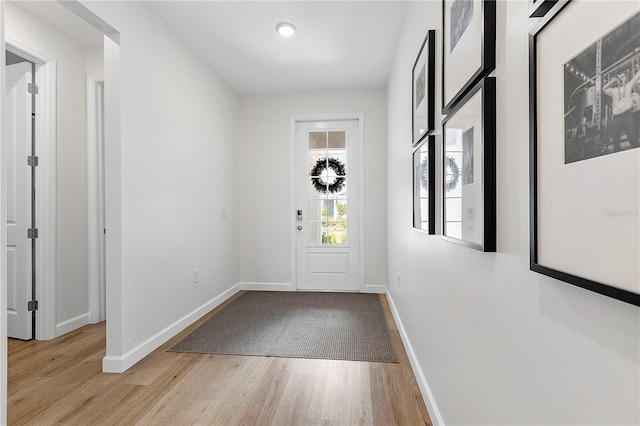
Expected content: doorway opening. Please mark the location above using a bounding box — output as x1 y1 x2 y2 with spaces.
4 41 57 341
292 115 365 292
4 51 36 340
3 1 109 343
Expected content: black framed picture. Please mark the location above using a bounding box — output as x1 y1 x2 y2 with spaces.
529 0 640 306
529 0 558 18
442 0 495 114
442 78 496 251
412 30 436 146
413 135 436 234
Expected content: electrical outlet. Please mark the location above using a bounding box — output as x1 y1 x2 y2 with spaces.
220 208 228 219
397 273 401 286
193 269 200 284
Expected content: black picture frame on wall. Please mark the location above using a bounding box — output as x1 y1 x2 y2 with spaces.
528 0 558 18
442 0 495 114
413 135 436 234
412 30 436 146
529 0 640 306
442 78 496 251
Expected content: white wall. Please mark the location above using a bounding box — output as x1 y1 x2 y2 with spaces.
5 1 90 334
237 90 387 290
387 1 640 425
85 46 103 77
80 1 240 371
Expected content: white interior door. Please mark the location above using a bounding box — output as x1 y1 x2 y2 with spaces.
295 119 361 291
6 62 33 340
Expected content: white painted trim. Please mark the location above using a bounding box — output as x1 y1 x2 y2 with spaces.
5 38 57 341
56 312 90 337
290 117 297 290
102 283 241 373
35 61 56 340
364 284 386 294
4 37 49 65
240 282 295 292
357 115 366 293
290 113 366 292
87 76 105 324
103 34 123 363
1 3 9 422
386 291 445 426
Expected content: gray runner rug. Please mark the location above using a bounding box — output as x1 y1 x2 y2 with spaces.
169 291 398 363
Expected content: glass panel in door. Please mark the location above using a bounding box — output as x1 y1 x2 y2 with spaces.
308 131 348 245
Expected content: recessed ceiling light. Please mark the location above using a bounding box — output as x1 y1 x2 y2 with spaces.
276 22 296 37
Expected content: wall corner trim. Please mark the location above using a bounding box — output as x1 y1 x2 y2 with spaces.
102 283 241 373
386 291 445 426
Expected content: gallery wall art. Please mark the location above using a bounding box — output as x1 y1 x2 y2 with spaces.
529 0 640 306
442 78 496 251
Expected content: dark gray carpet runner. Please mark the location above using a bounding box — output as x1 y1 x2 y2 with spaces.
169 291 398 363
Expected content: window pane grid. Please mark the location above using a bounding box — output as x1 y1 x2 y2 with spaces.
308 130 348 245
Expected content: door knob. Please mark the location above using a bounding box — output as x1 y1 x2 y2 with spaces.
297 225 303 230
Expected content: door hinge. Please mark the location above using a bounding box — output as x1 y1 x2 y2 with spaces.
28 156 39 167
28 83 39 95
27 300 38 311
27 228 38 239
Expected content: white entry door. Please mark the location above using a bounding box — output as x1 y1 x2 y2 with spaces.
6 62 34 340
295 119 361 291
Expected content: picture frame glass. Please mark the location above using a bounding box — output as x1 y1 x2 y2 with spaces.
443 0 483 107
535 2 640 295
413 140 432 231
443 88 483 244
413 31 434 145
413 48 428 143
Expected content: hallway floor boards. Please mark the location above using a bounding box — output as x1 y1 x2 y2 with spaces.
8 292 431 425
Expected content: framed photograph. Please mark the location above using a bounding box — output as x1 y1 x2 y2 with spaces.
442 0 495 114
413 135 436 234
442 78 496 251
530 0 640 305
412 30 436 146
529 0 558 18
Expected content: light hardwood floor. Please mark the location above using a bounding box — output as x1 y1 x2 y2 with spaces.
8 292 431 425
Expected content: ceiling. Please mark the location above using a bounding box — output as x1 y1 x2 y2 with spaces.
145 1 408 95
10 1 408 95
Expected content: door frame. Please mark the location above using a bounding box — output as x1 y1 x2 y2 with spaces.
87 76 106 323
5 38 57 340
290 113 366 292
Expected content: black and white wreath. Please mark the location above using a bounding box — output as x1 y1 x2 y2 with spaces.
419 157 429 192
310 157 346 194
445 155 460 192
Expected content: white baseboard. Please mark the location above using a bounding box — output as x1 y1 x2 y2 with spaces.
240 282 295 292
102 283 241 373
240 282 385 294
386 291 445 426
365 284 386 294
56 313 90 337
